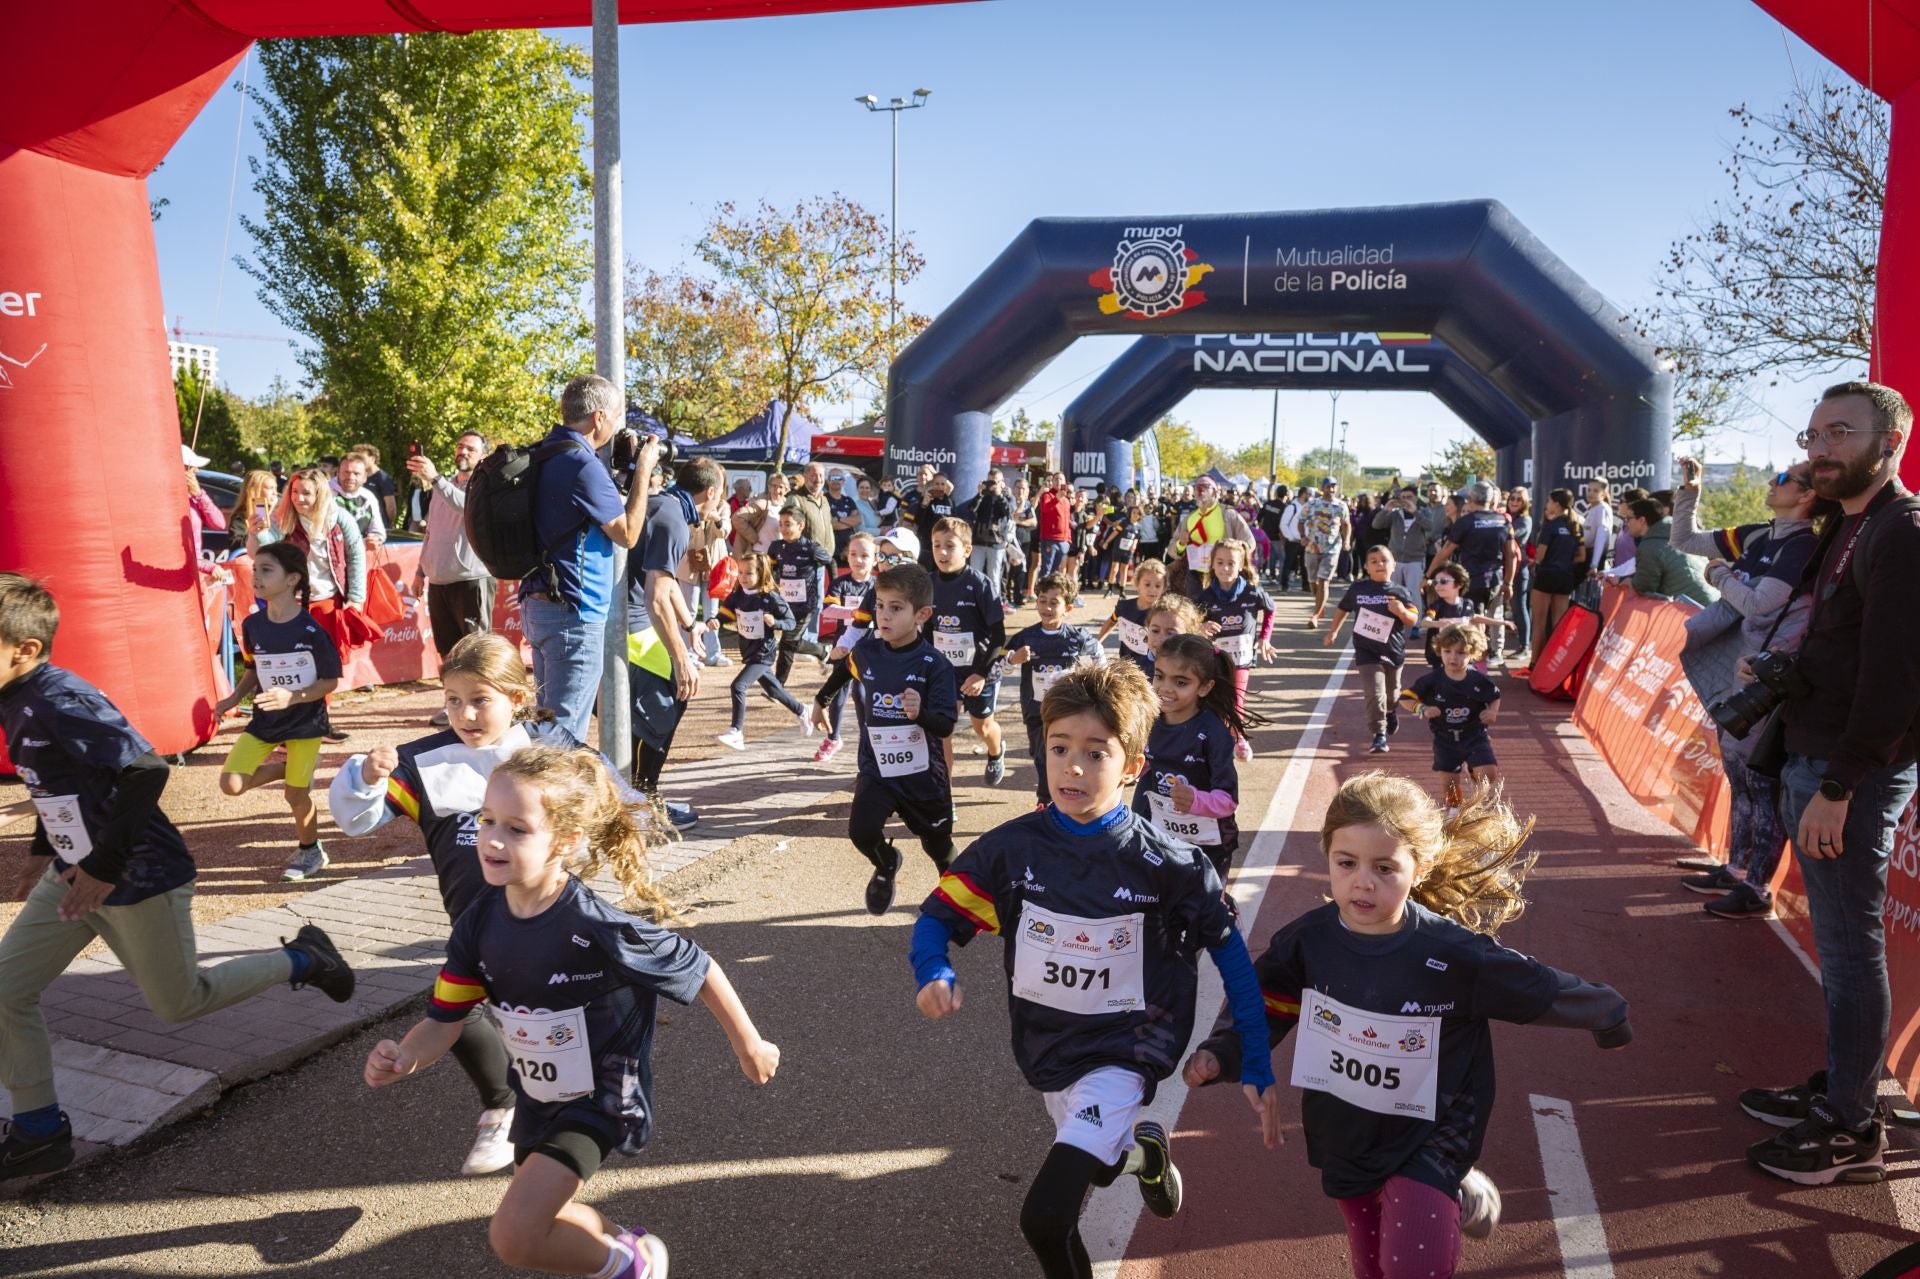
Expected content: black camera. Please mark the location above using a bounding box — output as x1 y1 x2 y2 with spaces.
609 428 674 494
1708 649 1810 739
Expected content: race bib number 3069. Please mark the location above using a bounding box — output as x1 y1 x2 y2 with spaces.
1289 988 1440 1120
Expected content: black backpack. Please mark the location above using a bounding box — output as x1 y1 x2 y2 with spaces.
463 435 591 583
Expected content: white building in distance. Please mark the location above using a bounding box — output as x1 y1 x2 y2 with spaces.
168 340 218 383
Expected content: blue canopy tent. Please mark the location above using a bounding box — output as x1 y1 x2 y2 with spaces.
682 400 819 466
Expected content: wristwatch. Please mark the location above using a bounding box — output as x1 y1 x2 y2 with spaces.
1819 778 1851 803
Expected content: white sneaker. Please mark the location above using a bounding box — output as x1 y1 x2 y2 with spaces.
715 728 747 751
462 1106 515 1175
795 710 815 737
1458 1167 1501 1239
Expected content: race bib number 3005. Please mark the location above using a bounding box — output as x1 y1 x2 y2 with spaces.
1289 988 1440 1120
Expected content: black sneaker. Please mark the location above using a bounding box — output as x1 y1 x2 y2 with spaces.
1457 1167 1501 1240
984 754 1006 787
1705 885 1774 920
864 844 903 916
0 1113 74 1181
283 924 355 1003
1385 708 1399 736
1739 1070 1827 1128
1747 1101 1885 1185
1680 865 1740 895
1131 1120 1183 1219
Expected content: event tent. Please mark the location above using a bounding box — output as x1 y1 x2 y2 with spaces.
682 400 818 465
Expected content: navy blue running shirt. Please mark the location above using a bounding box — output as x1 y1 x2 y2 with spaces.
1109 596 1155 676
1007 621 1103 722
239 608 341 742
770 535 834 619
1197 579 1273 670
919 807 1237 1096
1131 707 1238 853
1444 510 1512 582
430 877 711 1156
928 565 1007 681
817 633 959 802
1408 669 1501 741
1335 580 1417 668
0 663 194 904
719 587 796 668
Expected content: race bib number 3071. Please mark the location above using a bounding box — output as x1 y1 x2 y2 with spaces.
1289 988 1440 1120
1011 903 1146 1016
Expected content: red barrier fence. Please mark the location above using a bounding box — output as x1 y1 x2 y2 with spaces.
1574 588 1920 1099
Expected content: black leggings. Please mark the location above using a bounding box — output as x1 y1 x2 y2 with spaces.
774 618 828 684
730 660 802 731
449 1002 516 1111
848 773 953 872
1020 1143 1126 1279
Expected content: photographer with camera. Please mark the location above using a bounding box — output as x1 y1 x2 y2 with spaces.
518 375 662 747
1674 457 1822 920
1736 382 1920 1187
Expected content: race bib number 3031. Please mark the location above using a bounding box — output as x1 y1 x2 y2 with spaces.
1011 903 1146 1016
1289 988 1440 1120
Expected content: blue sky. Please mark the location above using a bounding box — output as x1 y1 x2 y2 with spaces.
152 0 1856 474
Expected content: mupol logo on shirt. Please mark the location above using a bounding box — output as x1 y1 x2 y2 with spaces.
548 969 605 985
1112 886 1159 904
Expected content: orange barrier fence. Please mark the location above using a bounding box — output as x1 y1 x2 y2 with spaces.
1574 588 1920 1098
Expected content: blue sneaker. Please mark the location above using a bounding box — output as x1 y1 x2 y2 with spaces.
1369 734 1389 754
665 802 698 831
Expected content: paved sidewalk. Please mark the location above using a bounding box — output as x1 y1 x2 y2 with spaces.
0 749 856 1170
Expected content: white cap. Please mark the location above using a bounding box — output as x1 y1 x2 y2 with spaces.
182 444 210 468
878 525 920 558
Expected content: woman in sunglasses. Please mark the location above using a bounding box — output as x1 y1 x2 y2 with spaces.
1669 457 1832 920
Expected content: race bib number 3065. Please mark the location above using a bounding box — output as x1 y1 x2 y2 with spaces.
1289 988 1440 1120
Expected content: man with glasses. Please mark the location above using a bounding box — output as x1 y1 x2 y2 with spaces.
1173 475 1255 597
1741 381 1920 1187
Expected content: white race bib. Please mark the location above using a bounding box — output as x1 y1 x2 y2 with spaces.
867 724 929 777
1115 616 1150 656
934 629 973 666
1011 902 1146 1015
33 795 92 865
1216 631 1255 666
1186 543 1211 572
1146 790 1220 846
1289 988 1441 1120
1118 534 1139 552
415 727 533 817
779 576 809 604
1033 664 1070 701
494 1004 595 1103
734 610 766 640
1353 608 1396 645
255 650 318 691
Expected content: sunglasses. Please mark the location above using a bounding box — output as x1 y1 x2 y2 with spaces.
1772 470 1811 489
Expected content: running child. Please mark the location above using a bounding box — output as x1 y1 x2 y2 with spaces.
1133 633 1250 880
1185 773 1631 1279
1003 572 1103 806
1321 545 1421 755
1402 623 1504 812
713 552 808 751
811 563 960 915
1423 562 1512 672
769 506 834 683
815 531 879 763
1196 538 1276 762
1096 557 1166 678
1144 594 1204 660
926 516 1009 785
0 573 352 1180
329 631 590 1175
213 540 342 881
365 745 778 1279
911 661 1278 1279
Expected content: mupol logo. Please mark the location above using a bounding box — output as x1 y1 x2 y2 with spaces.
1090 225 1213 320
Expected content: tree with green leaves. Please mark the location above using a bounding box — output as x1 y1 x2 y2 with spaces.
624 264 774 440
1427 437 1496 493
1697 462 1774 529
1145 416 1217 484
230 375 318 467
175 364 245 468
696 195 921 473
240 32 592 467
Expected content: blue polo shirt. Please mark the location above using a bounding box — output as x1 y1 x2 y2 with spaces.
527 425 624 623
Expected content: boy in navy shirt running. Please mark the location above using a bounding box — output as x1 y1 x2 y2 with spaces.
1403 623 1504 811
812 563 959 915
0 574 353 1180
1323 545 1421 755
911 660 1277 1279
1003 571 1103 806
927 517 1009 785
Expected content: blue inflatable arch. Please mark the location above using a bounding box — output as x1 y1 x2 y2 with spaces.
1059 332 1534 491
884 199 1670 499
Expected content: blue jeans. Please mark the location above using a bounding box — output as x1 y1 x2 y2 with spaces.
686 582 721 662
1779 753 1919 1126
1039 539 1070 578
520 594 601 745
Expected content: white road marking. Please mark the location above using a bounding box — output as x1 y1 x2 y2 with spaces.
1085 649 1354 1278
1529 1094 1617 1279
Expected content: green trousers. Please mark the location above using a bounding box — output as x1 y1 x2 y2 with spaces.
0 868 293 1111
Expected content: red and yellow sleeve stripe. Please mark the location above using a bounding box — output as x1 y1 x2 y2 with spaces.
385 775 420 822
933 872 1000 936
1262 989 1301 1021
431 970 486 1014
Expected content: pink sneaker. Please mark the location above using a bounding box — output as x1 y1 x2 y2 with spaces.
1233 738 1254 762
616 1228 669 1278
812 736 842 764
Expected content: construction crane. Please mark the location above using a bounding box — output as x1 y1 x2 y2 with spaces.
169 315 294 343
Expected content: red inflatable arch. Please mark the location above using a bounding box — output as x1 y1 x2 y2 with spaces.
0 1 1908 753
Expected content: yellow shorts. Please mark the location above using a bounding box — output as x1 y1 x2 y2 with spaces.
221 733 323 789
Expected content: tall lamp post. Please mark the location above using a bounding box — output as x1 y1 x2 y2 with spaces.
1326 390 1341 474
855 88 931 364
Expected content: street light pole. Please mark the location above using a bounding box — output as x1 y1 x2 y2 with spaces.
1268 388 1279 485
856 88 931 365
1327 390 1341 474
